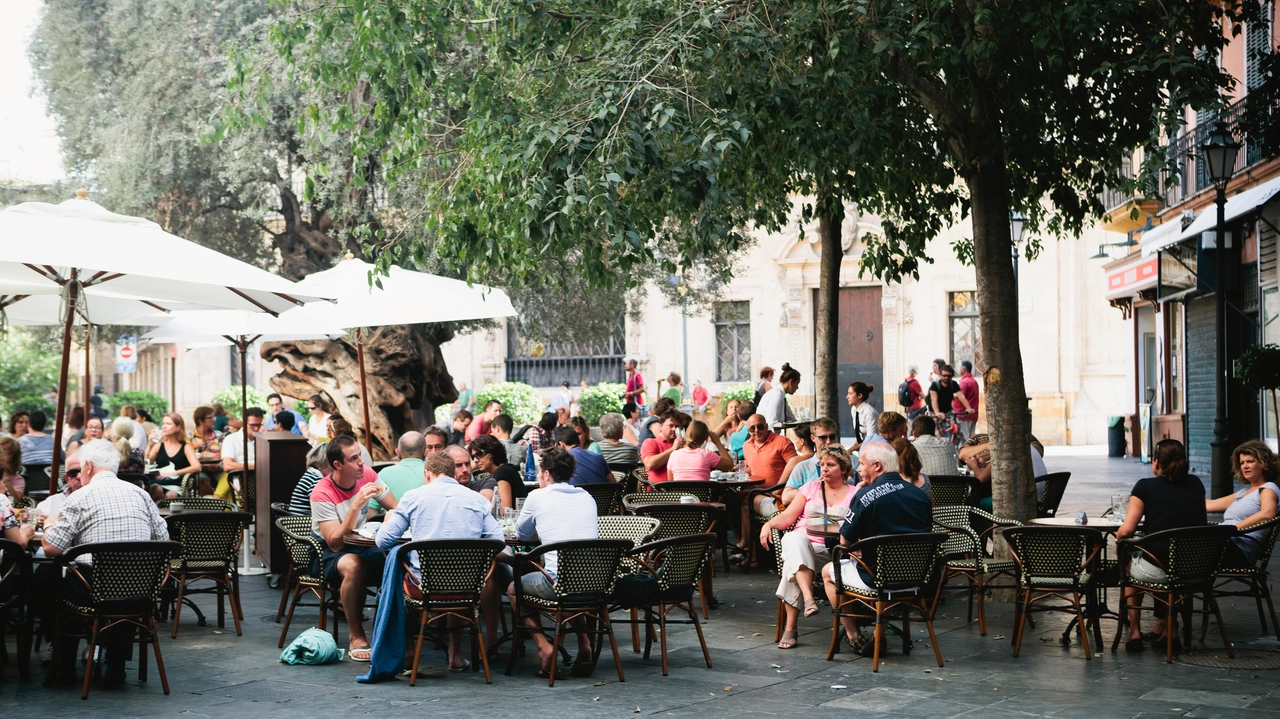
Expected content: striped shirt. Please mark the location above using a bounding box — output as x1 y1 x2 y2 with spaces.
43 472 169 564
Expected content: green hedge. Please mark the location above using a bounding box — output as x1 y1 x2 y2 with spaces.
579 382 625 425
104 390 169 418
720 382 755 410
474 382 542 425
210 386 270 419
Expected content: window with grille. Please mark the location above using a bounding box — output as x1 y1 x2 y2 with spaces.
949 291 982 370
714 301 751 382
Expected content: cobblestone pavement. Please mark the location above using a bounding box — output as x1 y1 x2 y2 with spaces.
7 456 1280 718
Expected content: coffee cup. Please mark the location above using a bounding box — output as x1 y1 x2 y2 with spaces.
680 495 696 504
170 501 185 513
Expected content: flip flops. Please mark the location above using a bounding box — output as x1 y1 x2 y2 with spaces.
348 645 372 662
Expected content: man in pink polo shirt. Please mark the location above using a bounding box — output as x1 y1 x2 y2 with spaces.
640 411 685 482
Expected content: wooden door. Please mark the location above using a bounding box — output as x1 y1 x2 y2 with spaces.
814 286 883 436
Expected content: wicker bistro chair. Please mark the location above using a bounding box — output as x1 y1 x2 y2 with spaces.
225 469 256 513
164 512 252 638
271 501 301 516
582 483 625 516
1036 472 1071 518
826 532 949 672
598 515 663 651
623 492 696 510
610 533 717 675
653 481 718 502
1204 516 1280 638
1111 524 1237 663
630 503 720 616
0 537 34 685
54 541 182 700
156 497 236 513
401 539 505 685
632 466 653 492
506 538 632 687
929 475 975 507
1003 526 1103 659
275 516 338 647
931 505 1021 635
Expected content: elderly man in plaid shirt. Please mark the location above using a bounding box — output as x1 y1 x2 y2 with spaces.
41 438 169 688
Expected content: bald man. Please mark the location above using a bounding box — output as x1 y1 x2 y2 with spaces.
373 432 427 509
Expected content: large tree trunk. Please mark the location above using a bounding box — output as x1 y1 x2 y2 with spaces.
261 323 458 460
262 189 460 459
967 156 1036 523
814 191 844 422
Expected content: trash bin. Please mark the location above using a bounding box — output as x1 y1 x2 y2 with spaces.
1107 416 1126 458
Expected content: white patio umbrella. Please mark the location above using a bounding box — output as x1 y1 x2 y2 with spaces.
290 254 517 442
143 309 347 508
0 192 332 492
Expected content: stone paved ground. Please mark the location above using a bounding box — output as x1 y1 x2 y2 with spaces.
7 454 1280 718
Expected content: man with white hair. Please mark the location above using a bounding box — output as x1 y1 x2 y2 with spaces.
41 438 168 687
821 441 931 654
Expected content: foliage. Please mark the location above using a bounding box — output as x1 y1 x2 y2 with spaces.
104 390 169 419
1236 344 1280 391
294 400 310 422
720 383 756 411
9 396 56 419
0 330 71 421
210 386 271 420
434 403 454 426
578 383 626 426
474 382 541 425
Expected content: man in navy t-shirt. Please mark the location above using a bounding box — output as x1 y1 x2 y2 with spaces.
556 427 611 485
823 442 931 645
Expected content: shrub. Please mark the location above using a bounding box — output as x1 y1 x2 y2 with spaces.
578 382 625 425
9 395 55 418
0 329 69 420
210 385 271 419
720 382 755 411
104 390 169 418
434 403 453 426
474 382 541 425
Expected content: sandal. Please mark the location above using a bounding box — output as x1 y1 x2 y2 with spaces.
777 630 798 649
348 645 372 662
448 659 471 673
571 655 596 677
804 600 820 618
1124 637 1145 653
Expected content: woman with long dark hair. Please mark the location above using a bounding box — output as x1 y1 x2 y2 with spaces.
1117 439 1206 652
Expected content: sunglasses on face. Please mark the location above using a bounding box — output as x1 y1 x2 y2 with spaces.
65 468 81 478
942 374 953 379
813 434 837 442
747 424 767 432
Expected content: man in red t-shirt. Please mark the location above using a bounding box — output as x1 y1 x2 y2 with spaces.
309 436 398 662
465 399 503 443
640 411 685 482
624 358 647 409
956 360 980 440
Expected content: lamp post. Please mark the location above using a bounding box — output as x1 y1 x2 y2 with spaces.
1202 120 1240 499
1010 212 1027 298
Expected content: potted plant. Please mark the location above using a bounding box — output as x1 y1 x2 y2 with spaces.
1235 343 1280 440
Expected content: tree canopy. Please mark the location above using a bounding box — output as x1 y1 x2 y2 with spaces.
251 0 1249 518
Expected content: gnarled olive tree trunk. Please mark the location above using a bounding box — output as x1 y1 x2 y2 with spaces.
261 324 458 460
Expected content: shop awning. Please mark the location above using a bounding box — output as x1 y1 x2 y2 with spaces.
1105 253 1159 299
1139 219 1188 257
1177 175 1280 242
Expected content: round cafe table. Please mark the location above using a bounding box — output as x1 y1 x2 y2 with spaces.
342 530 410 549
1028 516 1123 530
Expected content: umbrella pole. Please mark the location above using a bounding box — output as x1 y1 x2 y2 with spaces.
356 328 372 449
49 270 80 493
240 337 249 489
83 323 91 423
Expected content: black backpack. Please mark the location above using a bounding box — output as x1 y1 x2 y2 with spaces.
897 380 913 408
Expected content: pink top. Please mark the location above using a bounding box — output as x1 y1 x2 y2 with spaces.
666 447 721 481
692 386 709 405
795 480 856 544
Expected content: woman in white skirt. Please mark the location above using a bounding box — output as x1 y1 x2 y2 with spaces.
759 445 858 649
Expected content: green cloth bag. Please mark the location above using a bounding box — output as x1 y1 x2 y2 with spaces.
280 627 343 665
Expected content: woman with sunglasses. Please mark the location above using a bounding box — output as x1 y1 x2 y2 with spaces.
759 445 856 649
470 434 525 510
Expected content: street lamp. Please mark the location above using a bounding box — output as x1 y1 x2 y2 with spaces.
1010 211 1027 296
1202 120 1240 499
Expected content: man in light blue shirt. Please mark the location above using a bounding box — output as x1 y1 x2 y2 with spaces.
264 393 305 436
376 450 501 671
781 418 841 506
510 446 598 676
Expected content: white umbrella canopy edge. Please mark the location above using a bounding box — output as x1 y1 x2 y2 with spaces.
0 194 337 493
288 255 517 442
